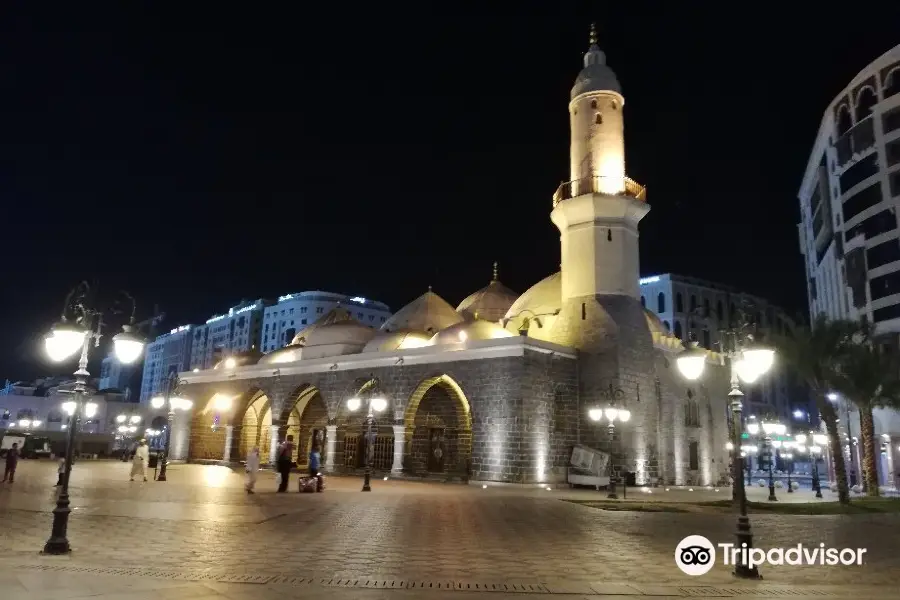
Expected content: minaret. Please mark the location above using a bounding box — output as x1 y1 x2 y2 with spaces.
550 24 649 301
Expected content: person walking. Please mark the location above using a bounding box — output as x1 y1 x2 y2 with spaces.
245 446 260 494
276 435 295 493
130 439 150 482
2 442 19 483
56 457 66 486
309 443 322 492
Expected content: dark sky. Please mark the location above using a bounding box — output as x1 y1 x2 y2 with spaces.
2 2 898 381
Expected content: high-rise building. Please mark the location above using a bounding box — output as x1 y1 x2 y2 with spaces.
140 325 195 403
188 300 268 371
98 353 137 396
798 44 900 329
260 292 391 353
639 273 803 422
797 45 900 489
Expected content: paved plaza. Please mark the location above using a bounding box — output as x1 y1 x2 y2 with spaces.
0 461 898 599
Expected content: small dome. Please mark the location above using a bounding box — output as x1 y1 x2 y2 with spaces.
362 329 432 353
213 349 262 370
381 289 464 334
504 272 561 321
290 306 355 345
456 262 519 322
297 321 376 348
570 25 621 100
429 320 515 346
259 345 302 365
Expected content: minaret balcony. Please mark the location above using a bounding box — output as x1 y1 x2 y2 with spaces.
552 175 647 207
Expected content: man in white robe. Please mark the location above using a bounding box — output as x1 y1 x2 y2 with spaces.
130 439 150 482
245 447 260 494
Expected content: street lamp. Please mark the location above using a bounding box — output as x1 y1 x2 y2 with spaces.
150 371 193 482
798 432 827 498
587 384 630 499
346 386 388 492
783 447 794 493
760 420 785 502
676 327 774 580
42 283 145 555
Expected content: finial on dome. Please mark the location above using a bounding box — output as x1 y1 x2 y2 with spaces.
428 285 432 292
589 22 598 46
492 261 499 281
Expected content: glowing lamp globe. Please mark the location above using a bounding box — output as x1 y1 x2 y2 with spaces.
813 433 828 445
84 402 98 418
618 409 631 422
61 401 76 416
45 322 88 362
150 396 165 409
113 328 145 364
370 397 388 412
588 408 603 421
676 343 707 381
746 422 760 435
213 394 233 411
130 415 141 424
116 414 127 423
605 407 619 421
742 347 774 377
734 359 760 383
172 397 193 410
347 397 361 412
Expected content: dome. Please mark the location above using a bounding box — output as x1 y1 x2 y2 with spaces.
213 349 262 370
299 321 377 348
456 262 519 322
570 26 621 100
380 289 464 334
430 320 515 346
290 306 356 345
504 272 561 321
362 329 432 353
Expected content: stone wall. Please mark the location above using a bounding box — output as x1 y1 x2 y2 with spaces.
178 350 578 483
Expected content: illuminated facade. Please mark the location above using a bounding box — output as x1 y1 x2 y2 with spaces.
188 300 268 371
172 28 731 487
638 273 802 422
140 325 195 403
797 44 900 489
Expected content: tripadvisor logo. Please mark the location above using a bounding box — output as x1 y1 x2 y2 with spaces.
675 536 868 576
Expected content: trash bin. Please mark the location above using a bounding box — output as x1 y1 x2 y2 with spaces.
625 471 636 487
148 453 159 469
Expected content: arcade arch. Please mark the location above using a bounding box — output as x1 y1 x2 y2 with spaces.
280 385 329 468
403 374 472 476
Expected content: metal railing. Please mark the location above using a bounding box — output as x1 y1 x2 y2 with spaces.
552 175 647 207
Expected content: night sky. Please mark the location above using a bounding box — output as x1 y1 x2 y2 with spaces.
2 3 899 381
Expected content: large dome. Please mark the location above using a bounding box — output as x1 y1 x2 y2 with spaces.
362 329 432 353
570 26 621 100
381 289 463 334
430 320 515 346
290 306 356 345
213 349 262 370
504 271 672 344
456 263 519 322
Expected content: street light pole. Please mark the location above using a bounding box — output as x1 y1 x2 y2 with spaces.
347 383 387 493
728 368 760 579
157 373 176 482
363 406 374 492
43 325 92 555
765 436 777 502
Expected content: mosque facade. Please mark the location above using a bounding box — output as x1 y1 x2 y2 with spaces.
173 28 732 487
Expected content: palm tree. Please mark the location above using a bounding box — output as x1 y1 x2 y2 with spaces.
772 314 865 505
832 341 900 496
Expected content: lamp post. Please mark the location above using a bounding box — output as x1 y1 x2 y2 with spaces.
41 283 145 555
783 449 794 493
116 414 142 459
587 384 630 499
347 389 387 492
676 327 773 579
760 421 785 501
150 371 193 482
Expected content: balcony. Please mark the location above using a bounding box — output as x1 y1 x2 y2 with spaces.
552 175 647 207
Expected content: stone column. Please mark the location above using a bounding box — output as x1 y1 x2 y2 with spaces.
268 425 280 465
392 424 405 475
223 425 234 462
324 425 338 473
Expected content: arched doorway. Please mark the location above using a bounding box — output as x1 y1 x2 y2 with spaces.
404 375 472 477
236 391 273 464
280 385 329 469
336 378 395 472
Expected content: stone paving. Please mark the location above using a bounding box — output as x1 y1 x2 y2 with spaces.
0 460 898 598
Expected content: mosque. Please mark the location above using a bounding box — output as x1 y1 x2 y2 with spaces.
173 27 731 486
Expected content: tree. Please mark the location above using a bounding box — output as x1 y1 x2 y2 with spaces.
832 341 900 496
772 314 865 505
